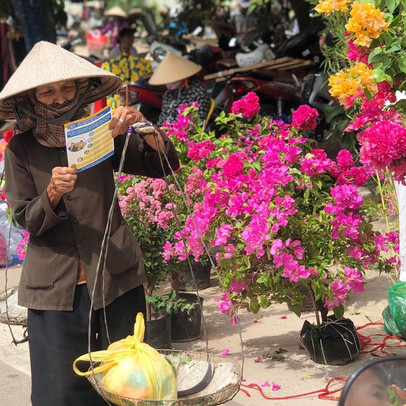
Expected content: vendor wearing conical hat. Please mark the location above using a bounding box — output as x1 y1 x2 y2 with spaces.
0 41 179 406
149 52 211 126
101 5 130 49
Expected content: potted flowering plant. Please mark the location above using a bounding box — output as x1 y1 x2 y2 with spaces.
117 163 204 343
312 0 406 339
117 175 180 348
162 93 398 364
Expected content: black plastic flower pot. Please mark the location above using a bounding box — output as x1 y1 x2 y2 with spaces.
145 312 171 349
300 316 360 365
178 260 211 292
171 292 204 342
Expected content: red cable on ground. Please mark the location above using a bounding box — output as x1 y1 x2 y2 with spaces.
240 321 406 401
240 378 346 401
356 321 406 357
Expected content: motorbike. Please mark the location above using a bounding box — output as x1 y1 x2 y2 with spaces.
117 80 165 123
115 40 226 123
338 355 406 406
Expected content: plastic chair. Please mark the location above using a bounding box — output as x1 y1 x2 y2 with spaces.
203 98 215 130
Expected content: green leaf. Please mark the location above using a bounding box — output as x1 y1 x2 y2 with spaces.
250 296 260 314
397 57 406 74
373 68 393 84
243 256 251 268
333 304 345 320
386 43 402 53
258 295 269 308
387 0 401 13
368 46 383 63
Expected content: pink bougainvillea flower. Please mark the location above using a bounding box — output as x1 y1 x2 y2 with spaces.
253 319 259 323
280 315 287 319
221 349 230 356
231 91 260 119
358 120 406 182
272 382 281 391
261 381 271 387
346 38 369 64
291 105 319 131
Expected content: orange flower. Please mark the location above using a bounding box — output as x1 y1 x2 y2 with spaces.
315 0 351 14
345 2 389 47
328 62 377 107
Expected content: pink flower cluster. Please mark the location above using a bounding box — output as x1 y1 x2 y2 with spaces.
17 230 30 260
160 102 397 319
214 279 248 325
347 98 401 133
291 105 319 131
346 38 369 64
332 150 372 186
119 178 177 229
358 120 406 182
231 92 260 119
271 239 318 282
300 149 333 176
325 267 365 309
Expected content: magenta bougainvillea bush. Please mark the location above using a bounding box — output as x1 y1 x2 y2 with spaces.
160 93 398 325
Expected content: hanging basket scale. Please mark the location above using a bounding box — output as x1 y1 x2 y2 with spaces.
87 350 242 406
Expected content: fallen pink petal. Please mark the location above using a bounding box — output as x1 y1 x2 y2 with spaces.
221 349 230 356
253 319 259 323
260 380 270 387
255 358 263 363
272 382 281 391
280 315 287 319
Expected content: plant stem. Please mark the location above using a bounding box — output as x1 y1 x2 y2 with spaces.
375 170 398 282
308 286 321 327
146 285 154 322
376 170 391 233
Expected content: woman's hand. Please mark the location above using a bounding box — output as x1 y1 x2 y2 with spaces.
109 106 147 138
109 106 166 152
47 166 78 209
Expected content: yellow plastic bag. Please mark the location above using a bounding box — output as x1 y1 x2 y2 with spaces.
73 313 177 401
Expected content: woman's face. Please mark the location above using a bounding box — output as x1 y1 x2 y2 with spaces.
34 79 77 106
166 80 183 90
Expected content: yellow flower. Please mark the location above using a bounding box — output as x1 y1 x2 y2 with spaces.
347 62 377 93
328 62 377 106
315 0 351 14
345 2 389 47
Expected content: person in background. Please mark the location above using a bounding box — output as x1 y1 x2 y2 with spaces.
100 6 130 50
108 27 138 59
148 53 211 127
230 0 258 51
212 5 236 50
0 41 179 406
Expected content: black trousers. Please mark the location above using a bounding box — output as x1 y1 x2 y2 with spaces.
27 284 146 406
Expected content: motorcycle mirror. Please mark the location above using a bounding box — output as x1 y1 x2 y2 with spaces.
338 355 406 406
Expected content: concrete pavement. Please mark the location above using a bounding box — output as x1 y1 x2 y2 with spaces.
0 264 403 405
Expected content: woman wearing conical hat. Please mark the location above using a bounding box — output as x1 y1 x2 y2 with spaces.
149 53 211 126
0 41 179 406
101 6 130 50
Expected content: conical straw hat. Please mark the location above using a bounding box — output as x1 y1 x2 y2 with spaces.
0 41 122 120
104 6 128 18
148 53 202 86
